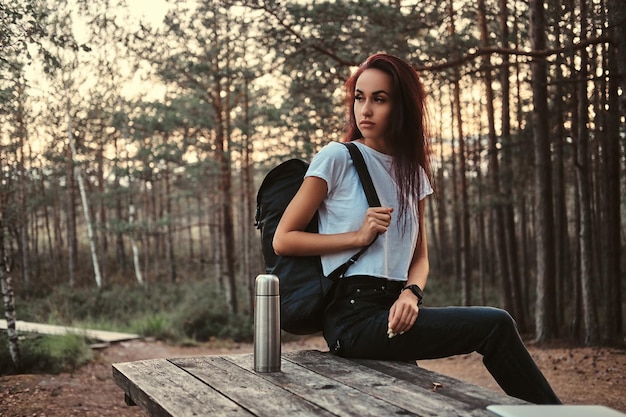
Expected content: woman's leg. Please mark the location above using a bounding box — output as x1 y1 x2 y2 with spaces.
324 280 560 404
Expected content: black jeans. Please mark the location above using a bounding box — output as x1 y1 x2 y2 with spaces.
323 275 561 405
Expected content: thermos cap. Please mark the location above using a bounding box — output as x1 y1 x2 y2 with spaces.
255 274 279 296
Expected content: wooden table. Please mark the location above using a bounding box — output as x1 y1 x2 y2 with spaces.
112 349 527 417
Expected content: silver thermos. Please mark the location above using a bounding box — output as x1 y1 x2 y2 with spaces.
254 274 281 372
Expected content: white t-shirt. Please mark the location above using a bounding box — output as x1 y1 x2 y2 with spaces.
305 141 433 281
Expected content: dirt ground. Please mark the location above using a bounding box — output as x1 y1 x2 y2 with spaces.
0 336 625 416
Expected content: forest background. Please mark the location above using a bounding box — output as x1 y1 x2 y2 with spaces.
1 0 625 370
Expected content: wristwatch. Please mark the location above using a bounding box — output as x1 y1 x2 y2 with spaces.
402 284 424 305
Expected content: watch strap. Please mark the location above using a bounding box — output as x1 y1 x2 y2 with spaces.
402 284 424 305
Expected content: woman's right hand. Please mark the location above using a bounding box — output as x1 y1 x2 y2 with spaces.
275 177 394 256
357 207 394 246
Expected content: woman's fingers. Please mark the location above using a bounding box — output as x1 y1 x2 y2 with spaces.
366 207 393 229
359 207 393 245
388 296 419 336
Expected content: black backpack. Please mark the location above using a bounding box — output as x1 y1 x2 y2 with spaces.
255 142 380 335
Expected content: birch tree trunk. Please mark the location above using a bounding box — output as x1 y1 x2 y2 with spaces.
0 169 20 369
66 99 102 288
0 273 20 370
128 200 144 286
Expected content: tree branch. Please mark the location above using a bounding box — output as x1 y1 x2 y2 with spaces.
417 35 611 72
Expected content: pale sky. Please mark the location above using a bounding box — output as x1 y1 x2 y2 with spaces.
126 0 171 27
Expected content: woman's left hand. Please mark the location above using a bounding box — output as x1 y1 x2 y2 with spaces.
387 290 420 337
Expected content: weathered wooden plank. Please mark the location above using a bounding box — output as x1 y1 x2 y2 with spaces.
113 350 527 417
224 352 418 417
282 350 493 417
170 356 335 417
112 359 253 417
351 358 527 407
0 319 140 342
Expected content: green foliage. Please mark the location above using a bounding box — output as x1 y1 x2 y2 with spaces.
0 333 93 375
171 283 254 343
130 313 180 341
1 280 255 375
1 1 49 65
421 271 501 308
14 281 254 344
17 283 183 327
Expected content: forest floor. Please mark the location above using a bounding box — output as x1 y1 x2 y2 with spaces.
0 336 625 416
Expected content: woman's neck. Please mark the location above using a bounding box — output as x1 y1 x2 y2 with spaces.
358 138 392 155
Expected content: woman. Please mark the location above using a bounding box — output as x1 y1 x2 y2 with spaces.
273 53 560 405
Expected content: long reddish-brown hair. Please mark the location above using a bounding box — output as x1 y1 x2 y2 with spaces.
344 53 434 227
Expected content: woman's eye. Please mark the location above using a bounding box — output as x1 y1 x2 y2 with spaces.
355 95 364 102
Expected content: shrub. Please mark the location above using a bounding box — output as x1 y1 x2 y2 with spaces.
130 313 181 341
10 280 255 348
171 282 254 343
0 332 93 375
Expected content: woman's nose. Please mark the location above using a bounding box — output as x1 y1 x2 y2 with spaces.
361 100 372 116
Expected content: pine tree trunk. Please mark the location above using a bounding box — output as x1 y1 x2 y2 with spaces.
435 106 449 273
219 137 238 314
96 141 108 262
16 86 30 288
196 189 206 275
549 0 571 334
498 0 526 330
164 166 177 283
242 75 256 313
214 124 233 311
529 0 558 341
575 0 600 346
115 191 126 270
607 0 626 112
605 0 625 347
41 159 59 283
450 116 461 290
478 0 515 318
474 135 487 305
66 146 77 287
448 0 472 306
428 85 443 270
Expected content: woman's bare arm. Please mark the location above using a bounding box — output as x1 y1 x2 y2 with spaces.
388 198 429 334
273 176 393 256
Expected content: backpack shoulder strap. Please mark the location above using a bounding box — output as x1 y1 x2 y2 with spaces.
343 142 380 208
328 142 382 280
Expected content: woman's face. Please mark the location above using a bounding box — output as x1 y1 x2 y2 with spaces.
354 68 393 145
